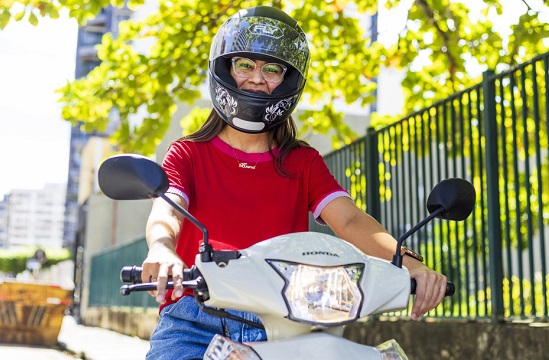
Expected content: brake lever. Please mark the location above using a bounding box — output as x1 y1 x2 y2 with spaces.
120 280 199 295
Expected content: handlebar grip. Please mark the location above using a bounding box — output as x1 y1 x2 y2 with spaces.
120 265 180 284
410 279 455 296
119 265 201 296
120 266 143 283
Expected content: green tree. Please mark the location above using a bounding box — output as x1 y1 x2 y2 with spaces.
1 0 548 153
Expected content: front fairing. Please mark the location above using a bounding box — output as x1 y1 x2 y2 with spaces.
251 332 383 359
205 333 409 360
205 332 383 360
196 232 410 334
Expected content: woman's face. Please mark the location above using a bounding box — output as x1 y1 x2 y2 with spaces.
230 58 283 95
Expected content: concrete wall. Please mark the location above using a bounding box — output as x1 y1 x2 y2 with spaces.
83 308 549 359
83 194 152 256
83 307 158 340
344 318 549 360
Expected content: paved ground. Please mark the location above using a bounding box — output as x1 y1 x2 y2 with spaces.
0 343 78 359
57 315 150 359
0 315 151 360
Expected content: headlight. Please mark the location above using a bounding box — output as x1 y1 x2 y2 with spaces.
268 260 364 326
204 334 262 360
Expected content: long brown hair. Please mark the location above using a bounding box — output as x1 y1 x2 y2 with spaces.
181 110 310 176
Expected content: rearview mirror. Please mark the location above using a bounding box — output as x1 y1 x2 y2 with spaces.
426 178 476 221
98 154 168 200
393 177 476 268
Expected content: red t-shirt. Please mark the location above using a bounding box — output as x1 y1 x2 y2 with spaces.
159 136 349 309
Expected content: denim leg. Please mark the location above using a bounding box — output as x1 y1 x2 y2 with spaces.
146 296 267 360
226 310 268 343
146 296 222 360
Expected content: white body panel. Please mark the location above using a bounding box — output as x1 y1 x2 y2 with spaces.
196 232 411 340
250 332 382 359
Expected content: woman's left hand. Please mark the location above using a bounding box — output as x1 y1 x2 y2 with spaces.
404 257 447 320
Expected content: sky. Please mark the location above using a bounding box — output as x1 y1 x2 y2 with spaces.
0 13 78 197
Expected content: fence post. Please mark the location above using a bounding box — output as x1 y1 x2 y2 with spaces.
482 70 504 323
365 126 381 221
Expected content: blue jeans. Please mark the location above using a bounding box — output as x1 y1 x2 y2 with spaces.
146 296 267 360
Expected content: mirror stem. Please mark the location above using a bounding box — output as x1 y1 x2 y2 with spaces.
158 192 210 259
392 207 445 268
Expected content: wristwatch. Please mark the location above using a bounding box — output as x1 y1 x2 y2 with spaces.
401 246 423 262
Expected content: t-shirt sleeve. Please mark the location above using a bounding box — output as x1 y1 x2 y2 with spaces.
307 149 351 225
162 141 193 205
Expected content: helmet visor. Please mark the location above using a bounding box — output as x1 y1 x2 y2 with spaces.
210 16 310 79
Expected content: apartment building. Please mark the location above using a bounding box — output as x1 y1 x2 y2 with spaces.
0 197 8 248
1 184 66 250
62 5 132 250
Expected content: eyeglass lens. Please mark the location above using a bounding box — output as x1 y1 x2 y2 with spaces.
232 57 286 83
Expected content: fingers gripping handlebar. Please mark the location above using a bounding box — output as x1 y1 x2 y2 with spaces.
119 266 202 296
410 279 455 297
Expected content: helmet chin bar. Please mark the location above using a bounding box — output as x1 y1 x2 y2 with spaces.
210 74 300 134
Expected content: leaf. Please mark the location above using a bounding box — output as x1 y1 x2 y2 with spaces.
12 11 25 21
28 11 38 25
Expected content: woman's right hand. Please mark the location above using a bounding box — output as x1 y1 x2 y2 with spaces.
141 238 186 303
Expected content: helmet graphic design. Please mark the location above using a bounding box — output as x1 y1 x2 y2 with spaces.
209 6 310 133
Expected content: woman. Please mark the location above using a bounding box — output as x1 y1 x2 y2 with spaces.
143 6 447 359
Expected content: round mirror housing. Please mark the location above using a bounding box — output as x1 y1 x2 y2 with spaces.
98 154 169 200
426 178 476 221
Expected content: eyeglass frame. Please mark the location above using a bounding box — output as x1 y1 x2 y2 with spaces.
231 57 288 83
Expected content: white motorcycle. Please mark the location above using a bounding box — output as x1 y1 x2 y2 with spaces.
98 154 475 360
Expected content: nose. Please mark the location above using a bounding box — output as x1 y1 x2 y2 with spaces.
248 66 265 84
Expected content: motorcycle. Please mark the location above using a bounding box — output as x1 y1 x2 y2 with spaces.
97 154 476 359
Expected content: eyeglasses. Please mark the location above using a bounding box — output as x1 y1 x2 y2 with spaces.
231 57 287 83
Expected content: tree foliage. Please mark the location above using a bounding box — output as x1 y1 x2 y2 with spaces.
1 0 548 152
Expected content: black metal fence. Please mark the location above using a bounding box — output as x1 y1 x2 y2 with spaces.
89 238 157 308
312 52 549 322
90 52 549 322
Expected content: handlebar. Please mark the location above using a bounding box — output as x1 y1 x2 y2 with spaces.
411 279 455 296
121 266 455 297
120 265 153 283
119 266 201 296
120 265 200 283
120 279 200 295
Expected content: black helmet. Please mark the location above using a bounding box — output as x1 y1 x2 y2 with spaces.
209 6 310 133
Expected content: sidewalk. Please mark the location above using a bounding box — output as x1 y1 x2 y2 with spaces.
57 316 150 360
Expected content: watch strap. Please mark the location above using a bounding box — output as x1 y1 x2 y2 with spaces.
401 245 424 262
